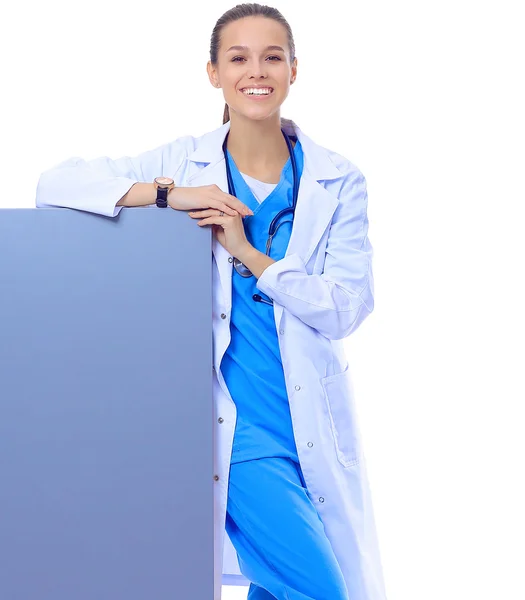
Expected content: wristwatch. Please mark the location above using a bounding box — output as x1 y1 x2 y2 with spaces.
154 177 175 208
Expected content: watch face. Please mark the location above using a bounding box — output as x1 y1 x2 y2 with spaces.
155 177 173 186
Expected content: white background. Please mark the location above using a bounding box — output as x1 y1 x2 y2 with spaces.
1 1 524 598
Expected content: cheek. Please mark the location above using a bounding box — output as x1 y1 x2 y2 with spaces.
220 68 237 84
276 69 292 87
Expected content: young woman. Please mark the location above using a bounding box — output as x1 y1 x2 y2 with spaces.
36 4 387 600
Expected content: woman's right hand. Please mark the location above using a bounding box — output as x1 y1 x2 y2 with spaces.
169 185 253 217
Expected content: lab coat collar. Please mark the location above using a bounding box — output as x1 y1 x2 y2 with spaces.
187 117 343 182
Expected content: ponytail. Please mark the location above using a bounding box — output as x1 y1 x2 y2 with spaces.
223 103 230 124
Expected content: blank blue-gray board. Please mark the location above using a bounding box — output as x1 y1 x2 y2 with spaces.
0 208 214 599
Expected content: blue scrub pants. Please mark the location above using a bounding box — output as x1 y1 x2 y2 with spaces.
226 457 349 600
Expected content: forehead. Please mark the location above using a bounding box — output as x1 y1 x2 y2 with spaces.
220 16 288 51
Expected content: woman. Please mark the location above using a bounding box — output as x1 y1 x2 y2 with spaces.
36 4 387 600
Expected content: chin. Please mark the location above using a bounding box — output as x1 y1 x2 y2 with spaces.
247 113 275 121
235 107 282 122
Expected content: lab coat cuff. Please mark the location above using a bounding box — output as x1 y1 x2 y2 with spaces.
101 179 137 217
75 178 135 217
256 253 306 297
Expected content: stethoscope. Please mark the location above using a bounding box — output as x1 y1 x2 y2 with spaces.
222 128 299 306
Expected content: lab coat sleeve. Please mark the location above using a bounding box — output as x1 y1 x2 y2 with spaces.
35 138 189 217
255 170 374 341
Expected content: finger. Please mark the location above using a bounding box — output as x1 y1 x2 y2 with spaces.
225 195 253 216
197 216 223 227
188 209 229 219
207 199 238 216
237 203 254 216
214 196 253 217
188 209 208 218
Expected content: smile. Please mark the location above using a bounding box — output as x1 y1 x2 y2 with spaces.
240 87 274 98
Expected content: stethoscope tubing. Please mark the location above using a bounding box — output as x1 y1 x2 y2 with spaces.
222 129 299 305
223 128 298 235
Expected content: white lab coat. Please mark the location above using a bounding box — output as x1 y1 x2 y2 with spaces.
36 118 387 600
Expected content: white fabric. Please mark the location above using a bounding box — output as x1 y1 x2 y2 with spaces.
35 117 388 600
239 171 278 203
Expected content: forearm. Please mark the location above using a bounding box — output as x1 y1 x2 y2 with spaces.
235 245 276 280
116 182 157 207
255 253 374 340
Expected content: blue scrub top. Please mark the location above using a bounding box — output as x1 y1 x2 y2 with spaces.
220 136 305 465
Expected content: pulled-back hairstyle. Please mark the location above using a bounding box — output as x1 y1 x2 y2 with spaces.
209 3 296 124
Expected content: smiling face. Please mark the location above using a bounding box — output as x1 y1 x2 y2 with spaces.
207 16 297 122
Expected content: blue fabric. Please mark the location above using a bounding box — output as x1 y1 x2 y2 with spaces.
240 172 278 203
220 138 304 465
226 457 349 600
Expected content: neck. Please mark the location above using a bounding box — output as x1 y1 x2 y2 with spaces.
226 112 289 169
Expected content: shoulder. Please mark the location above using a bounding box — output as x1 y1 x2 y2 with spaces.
165 133 198 155
168 123 230 165
315 141 366 185
291 120 366 187
154 130 208 158
298 133 368 213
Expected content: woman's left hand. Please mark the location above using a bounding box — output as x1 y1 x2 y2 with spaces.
188 208 253 258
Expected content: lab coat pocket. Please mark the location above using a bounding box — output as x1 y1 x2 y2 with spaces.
321 365 362 468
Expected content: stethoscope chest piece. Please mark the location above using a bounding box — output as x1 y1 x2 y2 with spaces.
233 257 252 278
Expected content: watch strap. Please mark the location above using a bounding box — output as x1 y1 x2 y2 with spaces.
156 186 169 208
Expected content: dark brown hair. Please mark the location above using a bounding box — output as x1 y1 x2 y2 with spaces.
209 3 296 124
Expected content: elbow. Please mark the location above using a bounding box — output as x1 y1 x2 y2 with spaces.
324 282 374 340
35 196 48 209
35 173 54 208
339 302 374 339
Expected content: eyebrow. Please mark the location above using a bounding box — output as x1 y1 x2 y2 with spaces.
225 45 285 53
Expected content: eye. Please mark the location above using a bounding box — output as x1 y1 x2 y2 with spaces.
231 55 282 62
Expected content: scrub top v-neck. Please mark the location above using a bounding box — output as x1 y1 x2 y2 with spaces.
220 137 305 465
239 172 277 203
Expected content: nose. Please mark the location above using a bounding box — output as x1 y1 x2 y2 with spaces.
246 59 268 79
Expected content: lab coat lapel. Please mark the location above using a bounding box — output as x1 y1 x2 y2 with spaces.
186 119 343 312
187 149 234 309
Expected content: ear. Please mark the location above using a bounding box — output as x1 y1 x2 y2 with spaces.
290 56 298 84
207 61 220 88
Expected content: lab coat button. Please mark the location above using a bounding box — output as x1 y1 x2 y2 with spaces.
279 329 284 335
212 366 216 371
307 442 313 447
218 417 224 423
214 475 220 481
228 257 233 263
319 497 325 503
221 313 227 319
295 385 301 391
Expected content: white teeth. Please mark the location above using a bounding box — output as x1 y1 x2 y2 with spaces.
242 88 272 95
